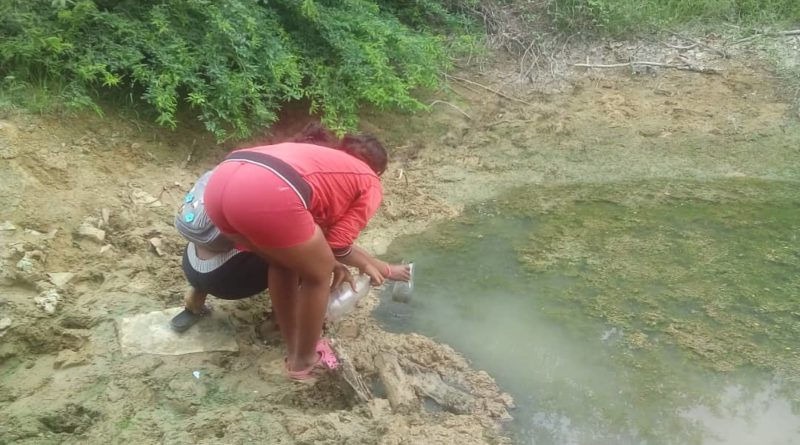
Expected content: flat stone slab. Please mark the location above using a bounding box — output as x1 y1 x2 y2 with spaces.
117 307 238 356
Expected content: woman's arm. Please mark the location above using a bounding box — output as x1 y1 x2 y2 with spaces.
338 245 411 285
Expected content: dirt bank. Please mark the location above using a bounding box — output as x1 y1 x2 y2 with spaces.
1 35 798 443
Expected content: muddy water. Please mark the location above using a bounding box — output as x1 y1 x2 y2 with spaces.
374 178 800 445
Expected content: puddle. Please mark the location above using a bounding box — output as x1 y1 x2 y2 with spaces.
374 178 800 444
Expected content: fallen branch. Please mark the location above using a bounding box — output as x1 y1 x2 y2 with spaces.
375 353 417 413
428 100 472 120
733 29 800 45
574 61 720 75
665 42 698 51
408 369 477 415
331 339 372 402
444 74 533 106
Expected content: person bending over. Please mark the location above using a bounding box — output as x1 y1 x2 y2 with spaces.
184 125 409 381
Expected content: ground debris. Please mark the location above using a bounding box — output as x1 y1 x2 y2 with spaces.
34 289 61 314
148 237 165 256
76 222 106 244
47 272 75 288
54 349 90 369
375 352 417 413
129 188 163 207
0 221 17 231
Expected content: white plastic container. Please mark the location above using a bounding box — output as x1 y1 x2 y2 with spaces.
326 274 371 322
391 262 415 303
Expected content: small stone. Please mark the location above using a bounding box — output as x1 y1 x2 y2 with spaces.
0 221 16 231
16 257 34 272
47 272 75 288
148 237 164 256
76 223 106 244
99 245 113 254
129 189 162 207
101 208 111 226
0 317 11 330
34 289 61 315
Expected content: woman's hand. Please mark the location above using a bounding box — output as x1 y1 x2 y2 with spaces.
386 264 411 281
362 263 385 286
331 262 354 291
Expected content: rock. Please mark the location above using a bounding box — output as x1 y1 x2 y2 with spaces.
101 208 111 226
149 237 165 256
54 349 89 369
0 221 16 231
16 257 34 272
99 245 113 254
34 289 61 315
129 189 163 207
76 223 106 244
0 317 11 330
47 272 75 288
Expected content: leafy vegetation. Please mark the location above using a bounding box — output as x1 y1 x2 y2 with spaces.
0 0 473 139
1 1 797 138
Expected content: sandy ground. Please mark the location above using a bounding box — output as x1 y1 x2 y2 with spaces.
1 36 798 444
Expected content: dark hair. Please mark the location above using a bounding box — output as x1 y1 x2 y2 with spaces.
292 122 388 176
339 134 388 176
293 122 338 148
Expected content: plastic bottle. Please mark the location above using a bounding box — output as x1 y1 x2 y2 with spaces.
326 274 371 322
391 261 415 303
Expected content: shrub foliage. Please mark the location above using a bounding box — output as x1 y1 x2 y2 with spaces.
0 0 465 139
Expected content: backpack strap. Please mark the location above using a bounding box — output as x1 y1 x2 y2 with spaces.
224 151 313 209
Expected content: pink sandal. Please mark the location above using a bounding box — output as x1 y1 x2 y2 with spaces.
286 338 340 382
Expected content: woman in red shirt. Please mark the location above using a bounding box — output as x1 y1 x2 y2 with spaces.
203 127 408 381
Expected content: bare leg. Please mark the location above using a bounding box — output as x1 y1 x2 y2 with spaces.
267 264 299 358
183 287 207 313
256 227 334 372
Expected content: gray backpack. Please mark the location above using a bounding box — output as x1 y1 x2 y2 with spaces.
175 170 234 252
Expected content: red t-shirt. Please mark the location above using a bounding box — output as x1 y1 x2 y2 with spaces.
237 143 382 256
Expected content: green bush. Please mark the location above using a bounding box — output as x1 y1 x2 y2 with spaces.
0 0 469 139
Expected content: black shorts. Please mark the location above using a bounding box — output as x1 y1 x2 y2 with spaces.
182 245 269 299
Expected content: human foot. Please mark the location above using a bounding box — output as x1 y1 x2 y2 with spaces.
286 338 339 382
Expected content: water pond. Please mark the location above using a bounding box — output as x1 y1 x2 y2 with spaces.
374 178 800 445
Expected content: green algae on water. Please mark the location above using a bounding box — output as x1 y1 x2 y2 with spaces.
377 178 800 445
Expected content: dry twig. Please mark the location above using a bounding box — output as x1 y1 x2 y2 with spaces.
574 61 721 75
733 29 800 45
428 100 472 120
444 74 532 105
665 42 698 50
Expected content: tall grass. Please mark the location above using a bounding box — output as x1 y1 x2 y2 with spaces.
548 0 800 35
